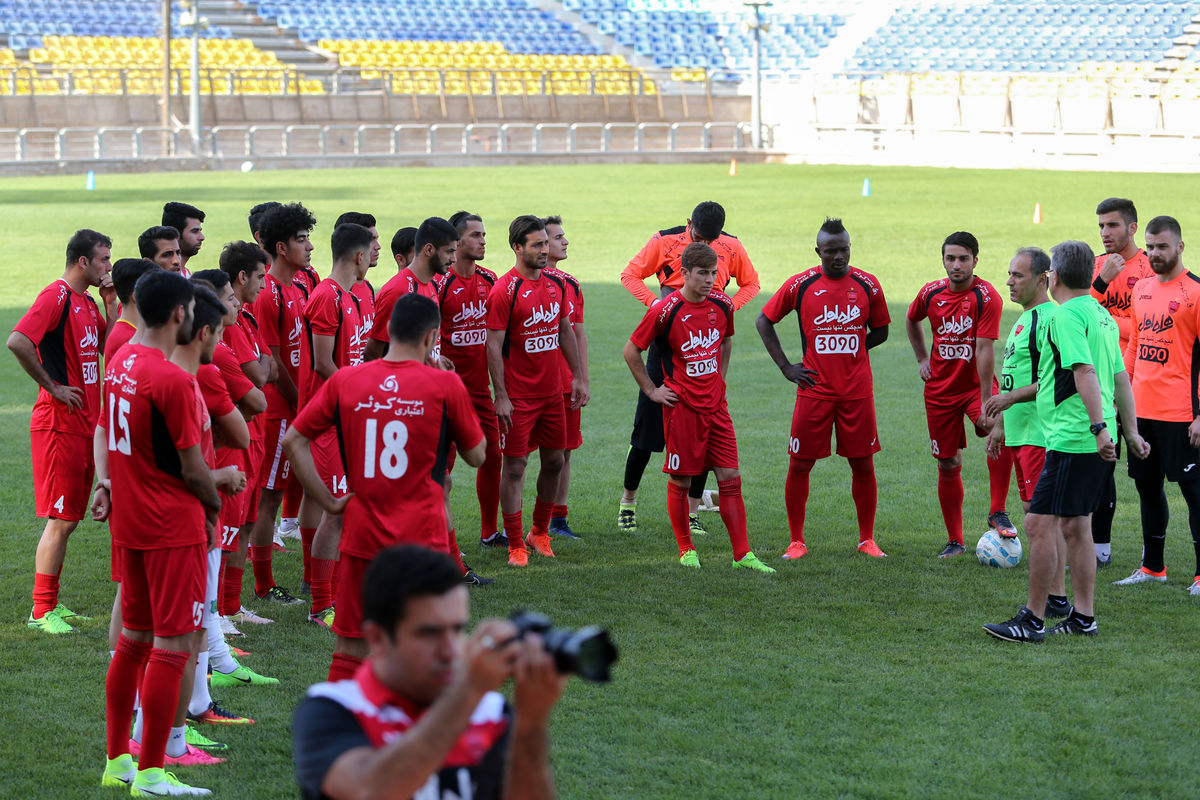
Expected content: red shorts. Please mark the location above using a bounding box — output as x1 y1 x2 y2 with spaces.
331 552 369 640
663 402 738 476
312 430 349 498
563 392 582 451
242 436 265 524
31 429 94 521
924 390 986 458
110 539 121 583
217 490 245 553
788 395 880 461
500 394 566 457
259 417 293 492
119 543 207 637
1012 444 1046 503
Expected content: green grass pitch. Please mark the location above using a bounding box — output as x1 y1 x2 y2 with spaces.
1 163 1199 798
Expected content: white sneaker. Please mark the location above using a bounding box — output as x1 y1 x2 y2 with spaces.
237 605 274 624
276 518 301 540
272 530 288 551
130 768 211 796
699 489 720 512
1188 578 1200 596
1112 567 1168 586
218 616 244 637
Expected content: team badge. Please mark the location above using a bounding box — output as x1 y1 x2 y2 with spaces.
1015 325 1024 335
1169 300 1180 314
961 299 971 311
1128 276 1138 288
707 311 718 325
847 290 858 305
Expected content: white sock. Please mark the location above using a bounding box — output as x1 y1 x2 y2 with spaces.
165 724 187 758
204 549 238 673
189 651 212 717
131 709 143 744
1095 542 1112 560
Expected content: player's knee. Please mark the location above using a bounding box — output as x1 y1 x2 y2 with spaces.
847 456 874 476
936 455 962 471
541 449 565 472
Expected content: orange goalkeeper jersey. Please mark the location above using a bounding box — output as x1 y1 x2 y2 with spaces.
620 226 760 310
1124 270 1200 422
1091 249 1152 350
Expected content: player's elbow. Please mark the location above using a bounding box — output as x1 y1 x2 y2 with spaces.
6 331 28 356
240 388 267 416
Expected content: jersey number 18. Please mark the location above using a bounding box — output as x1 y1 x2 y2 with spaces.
363 418 409 479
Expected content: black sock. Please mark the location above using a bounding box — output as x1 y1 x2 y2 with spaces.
623 446 653 493
688 471 708 500
1071 610 1094 625
1091 474 1116 545
1048 594 1068 606
1134 473 1169 572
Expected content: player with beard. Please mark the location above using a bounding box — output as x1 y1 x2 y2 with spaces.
138 226 184 274
162 202 205 276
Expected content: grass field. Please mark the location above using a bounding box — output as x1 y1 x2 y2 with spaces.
3 163 1200 799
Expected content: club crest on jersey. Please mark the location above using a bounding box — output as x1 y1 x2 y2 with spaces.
707 311 718 325
1128 276 1139 288
1015 324 1024 335
960 299 972 311
1169 300 1180 314
847 290 858 305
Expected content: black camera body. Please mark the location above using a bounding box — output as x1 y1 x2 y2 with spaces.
509 611 618 683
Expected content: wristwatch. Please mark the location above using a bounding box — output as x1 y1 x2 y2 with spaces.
1089 422 1108 436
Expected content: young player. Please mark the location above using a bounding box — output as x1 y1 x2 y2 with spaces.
334 210 382 309
1113 216 1200 594
905 231 1008 557
756 218 890 559
283 294 485 682
486 216 588 566
137 226 184 274
624 242 775 572
9 229 115 633
390 226 418 272
162 201 205 275
617 201 760 534
543 215 588 540
105 258 158 362
249 201 282 254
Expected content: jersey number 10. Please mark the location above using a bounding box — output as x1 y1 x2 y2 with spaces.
363 418 409 479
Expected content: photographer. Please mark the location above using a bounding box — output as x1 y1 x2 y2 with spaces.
293 545 568 800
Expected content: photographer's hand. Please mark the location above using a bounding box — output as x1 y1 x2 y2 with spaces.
504 634 569 800
461 620 520 695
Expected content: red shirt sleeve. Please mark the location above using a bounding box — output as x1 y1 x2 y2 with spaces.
868 280 890 328
369 282 399 343
306 286 343 337
13 284 66 346
164 374 203 452
978 285 1002 340
213 345 255 402
629 301 664 350
620 235 663 307
486 280 512 332
574 283 585 324
906 289 928 322
761 278 798 324
291 372 339 440
198 364 236 418
252 283 282 348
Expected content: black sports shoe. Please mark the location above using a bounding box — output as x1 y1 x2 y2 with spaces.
480 531 508 548
938 541 967 558
1047 613 1098 637
463 569 495 586
987 510 1019 539
549 518 582 540
983 606 1045 643
1045 596 1073 619
258 585 304 606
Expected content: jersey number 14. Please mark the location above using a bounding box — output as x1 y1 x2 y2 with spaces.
362 418 409 479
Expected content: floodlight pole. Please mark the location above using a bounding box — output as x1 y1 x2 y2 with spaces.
181 1 203 154
744 1 771 149
161 0 171 132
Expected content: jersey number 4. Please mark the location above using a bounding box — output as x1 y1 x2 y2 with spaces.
107 393 132 455
363 418 409 479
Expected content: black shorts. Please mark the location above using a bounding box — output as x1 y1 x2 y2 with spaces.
630 339 666 452
1029 450 1114 518
1128 418 1200 483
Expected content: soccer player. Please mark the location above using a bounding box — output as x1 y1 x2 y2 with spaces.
624 242 775 572
1089 197 1153 566
983 241 1146 642
245 201 316 606
249 201 282 254
162 201 205 275
390 226 417 271
105 258 158 361
487 216 588 567
543 215 588 540
334 210 382 306
95 270 221 796
617 200 760 534
137 226 184 274
1112 216 1200 594
292 545 568 800
756 218 890 559
905 231 1008 557
9 229 114 633
283 294 485 682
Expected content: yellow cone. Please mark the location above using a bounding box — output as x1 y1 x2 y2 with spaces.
729 158 738 177
1032 202 1042 224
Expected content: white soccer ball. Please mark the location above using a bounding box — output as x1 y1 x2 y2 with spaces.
240 160 255 173
976 530 1022 568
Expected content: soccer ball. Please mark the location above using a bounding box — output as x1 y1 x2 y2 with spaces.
976 530 1022 568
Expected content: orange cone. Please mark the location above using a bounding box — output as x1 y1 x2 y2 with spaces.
729 158 738 177
1032 202 1042 224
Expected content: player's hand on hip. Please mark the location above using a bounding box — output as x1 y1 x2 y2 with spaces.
50 382 84 411
649 385 677 407
917 359 932 382
782 363 817 388
463 620 520 694
512 632 569 725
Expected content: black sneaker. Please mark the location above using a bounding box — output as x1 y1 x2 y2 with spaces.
983 606 1045 643
258 585 304 606
938 541 967 558
480 531 508 548
1045 596 1073 619
549 518 582 540
1047 613 1098 637
987 510 1019 538
463 569 495 586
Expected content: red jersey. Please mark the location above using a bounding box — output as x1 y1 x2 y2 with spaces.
290 359 483 560
761 266 890 401
301 278 370 406
250 272 307 419
232 308 269 442
1124 271 1200 422
620 226 760 310
437 266 497 396
369 267 441 344
14 279 106 436
100 344 205 550
906 277 1002 398
294 265 321 297
486 268 570 400
629 289 735 413
211 341 255 406
192 370 219 468
1091 249 1153 350
545 267 584 392
352 280 376 344
104 318 137 364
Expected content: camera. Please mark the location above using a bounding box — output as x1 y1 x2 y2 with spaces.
509 611 618 683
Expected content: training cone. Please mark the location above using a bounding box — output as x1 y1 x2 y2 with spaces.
1032 202 1042 224
728 158 738 177
85 171 95 191
862 178 871 197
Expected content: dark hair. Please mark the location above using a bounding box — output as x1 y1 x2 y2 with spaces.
1145 215 1182 239
942 231 979 258
190 268 230 291
415 217 459 253
680 242 718 271
541 214 563 227
1096 197 1137 226
112 258 158 305
391 226 418 258
362 545 463 634
135 269 194 329
448 211 482 234
389 293 442 345
335 211 377 229
819 217 846 236
508 215 545 249
1016 246 1051 276
137 226 180 259
65 229 112 266
331 223 375 262
259 202 317 257
690 201 725 242
1050 240 1095 290
220 240 269 283
162 201 205 235
187 284 225 343
248 201 282 236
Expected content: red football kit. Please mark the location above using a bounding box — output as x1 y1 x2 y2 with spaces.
546 267 586 451
369 267 441 347
438 266 497 397
199 358 249 552
621 227 760 310
1092 249 1153 350
249 272 307 489
105 318 137 364
230 309 268 520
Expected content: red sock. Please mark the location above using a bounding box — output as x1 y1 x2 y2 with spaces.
784 459 813 545
248 544 275 596
221 564 244 616
105 635 152 759
331 558 341 598
446 528 466 574
938 465 965 545
477 440 502 539
137 648 189 770
282 479 302 518
32 570 60 618
667 481 694 556
531 497 554 535
311 557 336 615
551 503 568 520
217 554 228 614
328 652 363 682
300 527 316 584
848 456 878 544
988 444 1014 515
504 511 524 554
717 477 751 561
